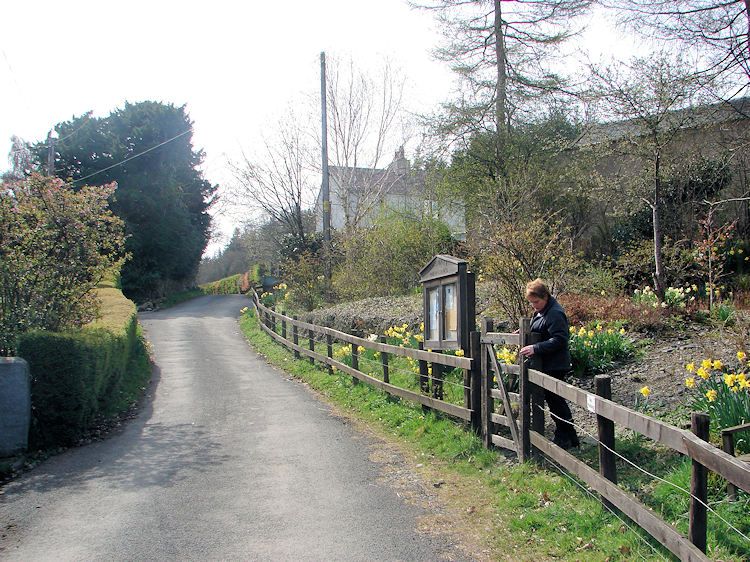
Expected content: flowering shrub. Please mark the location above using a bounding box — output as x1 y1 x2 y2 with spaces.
0 174 126 355
685 352 750 453
569 324 636 376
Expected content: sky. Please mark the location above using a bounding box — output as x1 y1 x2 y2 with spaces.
1 1 634 255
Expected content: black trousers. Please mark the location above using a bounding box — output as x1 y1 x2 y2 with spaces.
544 369 575 436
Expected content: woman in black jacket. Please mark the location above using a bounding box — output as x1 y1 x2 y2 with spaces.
519 279 580 449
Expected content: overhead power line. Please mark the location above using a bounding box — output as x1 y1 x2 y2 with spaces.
70 129 192 185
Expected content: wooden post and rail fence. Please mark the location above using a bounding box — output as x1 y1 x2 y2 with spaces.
250 290 750 561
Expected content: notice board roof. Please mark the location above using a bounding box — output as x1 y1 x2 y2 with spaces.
419 255 468 283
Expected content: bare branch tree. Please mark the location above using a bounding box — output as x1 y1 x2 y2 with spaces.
322 56 412 231
588 53 711 298
602 1 750 97
228 112 316 246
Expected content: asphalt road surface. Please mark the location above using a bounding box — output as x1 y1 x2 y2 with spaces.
1 295 467 561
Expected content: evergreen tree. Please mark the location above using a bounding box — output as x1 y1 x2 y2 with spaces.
34 102 217 299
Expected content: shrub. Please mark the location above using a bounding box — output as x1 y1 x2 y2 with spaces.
615 238 700 293
570 263 626 296
200 273 243 295
16 287 147 450
0 174 126 355
477 216 580 327
334 208 455 300
282 251 326 311
557 294 666 331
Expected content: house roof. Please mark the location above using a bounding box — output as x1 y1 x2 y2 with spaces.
574 97 750 147
327 148 425 196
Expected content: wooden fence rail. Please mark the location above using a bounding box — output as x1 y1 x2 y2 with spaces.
480 319 750 561
249 290 749 561
250 291 476 425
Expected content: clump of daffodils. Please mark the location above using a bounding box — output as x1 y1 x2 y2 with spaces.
684 351 750 448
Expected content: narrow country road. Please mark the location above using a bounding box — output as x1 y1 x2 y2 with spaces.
1 295 466 561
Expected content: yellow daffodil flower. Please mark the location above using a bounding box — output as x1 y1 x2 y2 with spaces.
639 386 650 397
706 389 718 402
685 362 695 372
685 377 695 388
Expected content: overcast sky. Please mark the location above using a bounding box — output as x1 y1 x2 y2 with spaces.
1 1 634 254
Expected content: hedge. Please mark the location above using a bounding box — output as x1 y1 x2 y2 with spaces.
199 271 255 295
17 287 148 450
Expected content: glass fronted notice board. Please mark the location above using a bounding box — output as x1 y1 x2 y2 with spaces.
419 255 475 352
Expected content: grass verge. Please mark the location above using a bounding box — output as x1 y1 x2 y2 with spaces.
240 308 735 561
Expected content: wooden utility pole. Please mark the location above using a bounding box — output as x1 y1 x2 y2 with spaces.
320 52 332 289
46 131 55 175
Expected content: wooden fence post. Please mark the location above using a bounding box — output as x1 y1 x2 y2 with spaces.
292 316 299 360
468 331 481 434
596 375 617 510
689 412 710 553
326 333 333 375
379 336 389 384
432 360 443 400
281 315 287 340
480 317 493 449
418 341 429 414
308 329 315 365
519 317 532 462
350 343 360 385
270 306 276 333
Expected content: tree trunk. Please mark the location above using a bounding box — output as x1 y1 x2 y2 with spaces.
652 152 666 300
494 0 507 154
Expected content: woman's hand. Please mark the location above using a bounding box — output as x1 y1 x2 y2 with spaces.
519 345 535 357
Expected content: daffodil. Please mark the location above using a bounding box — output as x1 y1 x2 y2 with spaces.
619 328 626 335
685 362 695 372
685 377 695 388
713 360 723 370
455 349 465 357
697 367 710 379
737 350 747 361
639 386 650 397
706 389 718 402
724 374 736 387
702 359 713 370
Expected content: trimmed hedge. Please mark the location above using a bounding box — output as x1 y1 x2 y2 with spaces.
200 271 255 295
17 288 148 450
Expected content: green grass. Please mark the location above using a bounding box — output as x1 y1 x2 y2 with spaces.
240 308 749 560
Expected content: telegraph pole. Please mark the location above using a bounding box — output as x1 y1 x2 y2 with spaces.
46 130 55 175
320 52 332 289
